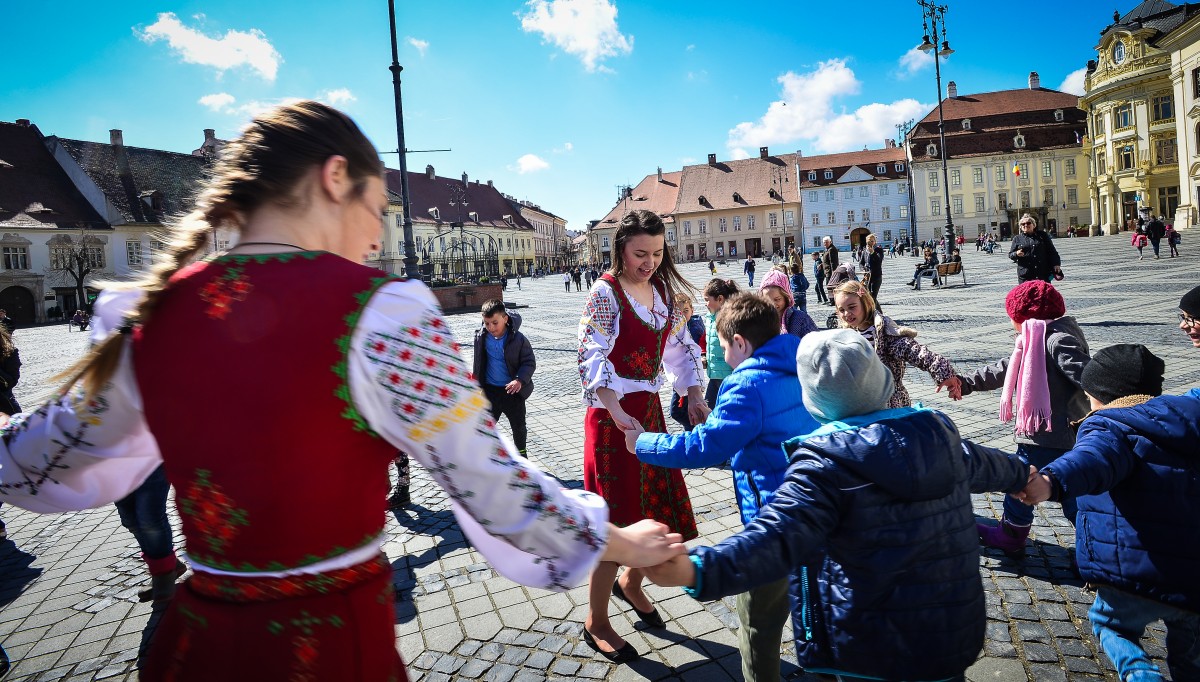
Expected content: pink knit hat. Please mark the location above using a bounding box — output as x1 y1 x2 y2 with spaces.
759 269 793 306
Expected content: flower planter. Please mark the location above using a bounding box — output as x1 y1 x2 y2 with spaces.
428 283 503 314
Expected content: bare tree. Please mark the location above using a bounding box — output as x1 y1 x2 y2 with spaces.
45 226 109 313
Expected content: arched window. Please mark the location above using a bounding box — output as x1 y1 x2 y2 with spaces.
962 119 971 130
927 143 938 157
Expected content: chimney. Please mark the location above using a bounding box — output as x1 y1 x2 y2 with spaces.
1028 71 1040 90
110 129 124 147
203 128 215 141
15 119 30 127
462 171 468 185
657 166 663 182
487 179 493 187
707 153 717 166
759 146 769 159
425 164 435 180
885 138 896 149
946 81 957 98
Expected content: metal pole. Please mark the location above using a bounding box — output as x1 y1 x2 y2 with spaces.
929 8 955 257
388 0 418 278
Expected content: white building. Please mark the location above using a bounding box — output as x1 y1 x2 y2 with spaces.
798 146 911 252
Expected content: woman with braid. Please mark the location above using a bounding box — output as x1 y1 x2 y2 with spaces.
0 101 684 681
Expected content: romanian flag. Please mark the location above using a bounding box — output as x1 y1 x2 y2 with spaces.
1012 164 1021 177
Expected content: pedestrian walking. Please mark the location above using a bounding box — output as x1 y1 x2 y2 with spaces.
1166 224 1181 257
959 281 1091 558
812 252 828 305
573 268 583 291
1010 214 1063 282
1132 228 1148 260
644 330 1028 682
578 209 706 662
743 255 756 288
859 233 884 303
708 259 716 276
0 100 684 681
820 237 840 304
474 299 535 455
1146 214 1166 259
788 263 809 312
831 280 961 408
563 270 571 292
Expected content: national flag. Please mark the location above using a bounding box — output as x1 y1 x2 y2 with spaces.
1075 130 1082 144
1012 164 1021 177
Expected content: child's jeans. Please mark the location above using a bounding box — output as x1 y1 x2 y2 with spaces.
113 465 174 562
736 577 790 682
794 294 807 312
1004 444 1076 526
1090 586 1200 682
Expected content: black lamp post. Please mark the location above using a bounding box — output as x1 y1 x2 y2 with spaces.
917 0 955 255
387 0 418 278
895 118 918 255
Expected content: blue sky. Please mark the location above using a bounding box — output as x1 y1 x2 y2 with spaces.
4 0 1110 231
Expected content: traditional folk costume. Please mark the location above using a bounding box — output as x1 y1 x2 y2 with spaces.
578 273 702 539
0 252 610 681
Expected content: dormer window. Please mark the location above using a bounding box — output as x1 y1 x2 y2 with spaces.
927 143 938 157
139 190 164 211
895 162 905 172
1014 134 1026 149
732 192 743 203
824 170 833 179
698 194 708 205
428 207 441 220
468 211 479 222
502 214 514 226
1054 109 1064 122
768 188 780 200
807 171 817 181
961 119 971 131
877 164 886 174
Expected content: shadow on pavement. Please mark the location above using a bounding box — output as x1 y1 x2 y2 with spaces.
136 599 171 673
0 540 41 608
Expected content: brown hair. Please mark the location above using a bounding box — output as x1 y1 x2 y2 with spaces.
703 278 738 299
608 210 695 300
55 100 383 400
832 280 877 325
672 292 695 316
716 292 779 351
789 263 801 275
0 325 14 359
481 299 507 317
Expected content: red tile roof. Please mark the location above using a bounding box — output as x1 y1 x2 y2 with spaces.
385 169 534 230
594 170 683 227
909 88 1086 162
797 147 907 187
675 154 800 213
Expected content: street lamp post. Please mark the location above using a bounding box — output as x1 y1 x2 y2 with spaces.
895 118 918 256
917 1 955 257
387 0 418 278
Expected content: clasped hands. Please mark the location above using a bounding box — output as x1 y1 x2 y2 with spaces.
602 520 698 588
1013 465 1053 505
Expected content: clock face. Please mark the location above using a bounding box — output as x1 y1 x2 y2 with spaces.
1112 41 1126 65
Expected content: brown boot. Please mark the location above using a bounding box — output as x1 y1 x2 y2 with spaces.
138 560 188 603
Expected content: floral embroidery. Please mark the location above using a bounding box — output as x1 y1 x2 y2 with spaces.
332 275 404 437
620 349 657 382
180 469 249 556
0 394 102 497
190 555 389 602
266 610 346 682
198 266 253 320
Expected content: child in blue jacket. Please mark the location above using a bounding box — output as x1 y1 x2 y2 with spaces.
645 330 1029 681
626 292 819 682
1018 344 1200 682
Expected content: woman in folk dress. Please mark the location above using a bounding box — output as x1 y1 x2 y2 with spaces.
577 210 709 662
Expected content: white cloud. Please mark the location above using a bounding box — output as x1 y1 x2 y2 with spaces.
896 45 934 79
510 153 550 174
198 92 235 112
321 88 356 105
518 0 633 73
1058 67 1087 95
727 59 932 156
687 69 708 82
138 12 282 81
729 148 750 160
407 37 429 58
553 142 574 153
686 44 695 51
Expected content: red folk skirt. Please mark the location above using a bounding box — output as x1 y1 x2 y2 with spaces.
583 390 698 540
140 555 407 681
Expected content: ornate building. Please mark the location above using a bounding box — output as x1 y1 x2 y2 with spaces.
798 146 910 253
591 168 682 266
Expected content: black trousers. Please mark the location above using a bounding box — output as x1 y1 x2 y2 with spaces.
483 384 528 453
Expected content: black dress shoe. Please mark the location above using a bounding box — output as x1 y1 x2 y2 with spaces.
582 628 640 663
612 580 667 628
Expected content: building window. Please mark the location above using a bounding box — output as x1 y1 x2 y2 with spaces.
972 167 984 184
747 215 756 230
928 171 939 189
881 207 891 219
862 208 870 222
733 216 741 231
415 236 424 252
962 119 971 130
1194 68 1200 98
950 169 961 186
883 229 893 241
811 213 820 226
683 220 692 236
879 184 890 196
1065 159 1076 176
768 213 778 228
927 143 938 157
807 190 818 202
975 195 985 212
859 186 869 197
126 241 143 266
1020 191 1031 208
1158 186 1180 218
1115 103 1133 129
1096 151 1107 175
952 196 963 215
995 165 1006 182
824 189 835 201
1042 160 1053 178
844 188 855 199
895 163 905 172
898 182 907 194
1013 134 1026 148
1067 187 1078 205
784 210 795 226
1118 145 1135 171
808 171 817 181
847 210 856 223
718 217 728 233
877 164 886 173
1155 136 1178 165
1043 189 1054 205
827 211 837 225
1069 216 1079 227
1054 109 1064 122
930 199 941 216
666 229 675 243
1017 162 1029 179
899 205 908 218
601 236 609 248
813 236 822 248
2 246 29 270
699 219 707 234
1152 94 1174 122
998 192 1008 209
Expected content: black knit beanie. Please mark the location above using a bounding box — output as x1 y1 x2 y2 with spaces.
1081 344 1165 405
1181 285 1200 318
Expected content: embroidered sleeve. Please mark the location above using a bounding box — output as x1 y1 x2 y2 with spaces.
0 291 162 513
890 336 954 384
577 281 622 403
663 304 703 395
349 280 609 591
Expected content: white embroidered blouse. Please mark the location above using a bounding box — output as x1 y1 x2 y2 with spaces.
0 280 608 590
577 278 704 408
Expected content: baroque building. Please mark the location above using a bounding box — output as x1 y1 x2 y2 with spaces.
798 145 910 253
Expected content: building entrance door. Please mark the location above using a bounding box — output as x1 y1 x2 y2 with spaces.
849 227 871 251
744 238 762 257
1122 191 1139 231
785 236 795 252
771 237 781 255
0 285 35 324
686 244 695 261
728 241 737 257
699 243 708 259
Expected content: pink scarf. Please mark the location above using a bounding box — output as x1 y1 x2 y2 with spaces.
999 319 1053 436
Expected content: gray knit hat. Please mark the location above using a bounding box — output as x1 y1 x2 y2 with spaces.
796 329 895 423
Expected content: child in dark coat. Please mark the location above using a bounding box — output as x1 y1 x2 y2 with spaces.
473 300 535 454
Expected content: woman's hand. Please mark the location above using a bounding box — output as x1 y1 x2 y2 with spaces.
936 375 963 401
643 554 697 588
623 422 645 454
596 388 637 431
687 386 710 426
602 520 687 567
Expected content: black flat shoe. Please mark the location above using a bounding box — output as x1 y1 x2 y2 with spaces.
612 580 667 629
582 628 640 663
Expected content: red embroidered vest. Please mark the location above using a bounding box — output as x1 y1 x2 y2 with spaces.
599 273 671 383
132 252 399 572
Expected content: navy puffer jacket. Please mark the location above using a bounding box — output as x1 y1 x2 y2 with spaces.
1042 389 1200 612
690 408 1026 681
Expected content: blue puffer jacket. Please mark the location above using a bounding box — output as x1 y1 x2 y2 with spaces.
690 408 1027 681
1042 390 1200 612
635 333 818 525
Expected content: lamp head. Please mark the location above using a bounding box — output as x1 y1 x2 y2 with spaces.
918 35 935 52
939 41 954 57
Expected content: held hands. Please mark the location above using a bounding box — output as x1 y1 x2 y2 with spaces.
504 379 522 395
623 421 645 454
936 375 963 401
603 519 688 568
642 554 697 589
687 386 711 425
1014 466 1053 505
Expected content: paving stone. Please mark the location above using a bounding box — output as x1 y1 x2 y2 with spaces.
1023 642 1061 663
538 634 569 653
483 662 520 682
456 640 483 657
1017 621 1052 644
432 654 466 675
966 656 1027 681
576 662 610 679
499 646 530 666
458 659 491 679
1029 663 1067 681
524 650 555 670
550 659 580 676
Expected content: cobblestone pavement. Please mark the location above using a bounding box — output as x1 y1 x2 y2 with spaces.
0 235 1196 681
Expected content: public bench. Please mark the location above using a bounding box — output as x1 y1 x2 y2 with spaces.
914 261 966 290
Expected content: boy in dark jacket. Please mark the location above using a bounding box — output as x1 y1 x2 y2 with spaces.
645 330 1029 682
628 293 819 682
1018 345 1200 682
473 300 535 455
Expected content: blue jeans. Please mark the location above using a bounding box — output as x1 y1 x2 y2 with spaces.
113 465 174 560
1090 586 1200 682
1003 443 1076 527
747 273 755 288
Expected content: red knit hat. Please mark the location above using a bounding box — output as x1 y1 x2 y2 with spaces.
1005 281 1066 324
